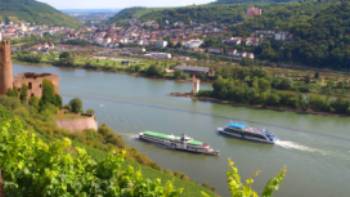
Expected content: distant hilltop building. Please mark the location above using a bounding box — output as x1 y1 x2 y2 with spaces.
0 39 59 97
247 6 263 17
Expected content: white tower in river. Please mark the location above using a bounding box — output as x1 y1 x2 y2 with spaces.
192 75 201 95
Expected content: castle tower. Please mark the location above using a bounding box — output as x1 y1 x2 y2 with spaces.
192 75 201 95
0 40 13 95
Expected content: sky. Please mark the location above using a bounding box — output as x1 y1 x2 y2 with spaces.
37 0 215 9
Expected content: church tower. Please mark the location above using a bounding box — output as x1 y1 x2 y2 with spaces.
0 39 13 95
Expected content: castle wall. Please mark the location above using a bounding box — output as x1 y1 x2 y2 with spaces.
56 116 98 132
0 40 13 95
13 73 60 98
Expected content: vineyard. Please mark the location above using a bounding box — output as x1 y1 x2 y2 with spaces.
0 109 183 196
0 95 286 197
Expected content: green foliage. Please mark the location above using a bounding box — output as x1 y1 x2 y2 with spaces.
14 51 43 63
144 65 165 77
19 85 28 104
0 0 80 27
209 66 350 115
0 97 216 196
226 160 286 197
261 166 287 197
39 80 62 112
58 52 75 66
0 115 183 197
97 124 126 149
6 89 18 98
85 108 95 117
237 1 350 69
68 98 83 114
63 39 91 46
173 70 189 80
28 96 40 109
215 0 297 4
109 5 246 26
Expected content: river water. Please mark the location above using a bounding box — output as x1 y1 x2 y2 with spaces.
14 63 350 197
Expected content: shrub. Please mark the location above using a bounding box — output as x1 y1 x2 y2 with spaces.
68 98 83 114
19 85 28 103
39 80 61 111
85 108 95 117
144 65 165 77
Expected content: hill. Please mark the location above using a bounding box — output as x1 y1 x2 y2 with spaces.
0 0 80 27
215 0 299 4
108 0 305 27
233 0 350 69
108 5 247 26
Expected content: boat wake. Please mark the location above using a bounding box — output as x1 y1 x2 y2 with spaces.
275 140 322 154
118 132 138 139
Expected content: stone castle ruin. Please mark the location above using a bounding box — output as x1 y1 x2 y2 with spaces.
0 39 97 132
0 39 59 97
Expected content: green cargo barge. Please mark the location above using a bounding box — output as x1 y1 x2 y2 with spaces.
139 131 219 156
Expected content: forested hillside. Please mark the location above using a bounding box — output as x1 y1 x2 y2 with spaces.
215 0 298 4
244 1 350 69
0 0 80 27
108 5 247 26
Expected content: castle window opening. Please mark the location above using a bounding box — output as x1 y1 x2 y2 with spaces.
28 82 32 89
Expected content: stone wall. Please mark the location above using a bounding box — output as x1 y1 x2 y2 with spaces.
56 116 98 133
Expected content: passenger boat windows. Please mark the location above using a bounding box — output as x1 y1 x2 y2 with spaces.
244 133 267 140
225 128 244 134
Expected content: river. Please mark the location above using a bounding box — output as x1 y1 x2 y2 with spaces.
14 63 350 197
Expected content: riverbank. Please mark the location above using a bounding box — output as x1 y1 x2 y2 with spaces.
196 95 347 117
13 51 197 80
170 91 349 117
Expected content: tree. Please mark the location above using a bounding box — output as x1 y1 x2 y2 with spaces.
58 52 74 66
145 65 165 77
272 78 293 90
39 80 61 111
330 98 350 114
173 70 189 80
85 109 95 117
69 98 83 113
29 96 40 109
6 89 18 98
19 85 28 104
309 95 330 112
253 78 271 92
